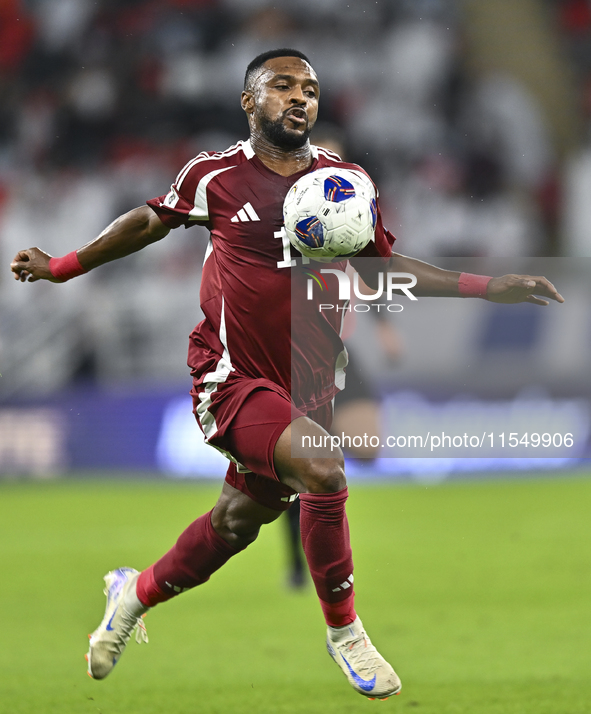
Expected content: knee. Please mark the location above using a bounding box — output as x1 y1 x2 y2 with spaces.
212 509 261 550
211 483 285 550
224 525 260 550
298 457 347 494
210 498 258 549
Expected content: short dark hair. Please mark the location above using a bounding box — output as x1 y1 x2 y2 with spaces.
244 48 312 90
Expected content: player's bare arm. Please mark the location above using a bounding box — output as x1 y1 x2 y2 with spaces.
11 205 170 283
355 252 564 306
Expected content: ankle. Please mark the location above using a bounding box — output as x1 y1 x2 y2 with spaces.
328 616 360 640
123 575 149 616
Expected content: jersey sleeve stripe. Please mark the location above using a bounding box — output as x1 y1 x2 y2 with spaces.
188 165 237 221
175 152 210 189
176 141 249 191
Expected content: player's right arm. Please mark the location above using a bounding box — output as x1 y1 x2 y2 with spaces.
11 205 170 283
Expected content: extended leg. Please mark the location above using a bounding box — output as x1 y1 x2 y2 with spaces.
274 415 354 626
137 481 283 604
87 481 283 679
274 416 401 700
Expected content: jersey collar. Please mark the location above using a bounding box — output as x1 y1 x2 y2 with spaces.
241 139 256 159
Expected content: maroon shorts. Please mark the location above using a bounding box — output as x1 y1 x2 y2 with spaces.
191 380 333 511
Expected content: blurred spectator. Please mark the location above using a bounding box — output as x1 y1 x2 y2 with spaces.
0 0 36 73
562 143 591 255
555 0 591 255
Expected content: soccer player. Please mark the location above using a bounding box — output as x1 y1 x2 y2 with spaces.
10 49 564 701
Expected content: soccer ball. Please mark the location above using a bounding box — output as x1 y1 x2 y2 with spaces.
283 167 377 262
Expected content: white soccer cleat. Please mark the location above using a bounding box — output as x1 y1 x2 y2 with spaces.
326 616 401 700
86 567 149 680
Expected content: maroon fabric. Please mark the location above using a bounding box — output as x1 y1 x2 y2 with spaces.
135 142 395 620
299 487 357 627
138 511 238 604
191 375 300 469
220 393 333 511
194 383 331 512
319 593 356 628
221 387 295 478
147 140 395 413
136 564 167 607
224 466 296 512
197 385 300 511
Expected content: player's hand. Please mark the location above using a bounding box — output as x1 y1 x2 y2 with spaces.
486 274 564 306
10 247 60 283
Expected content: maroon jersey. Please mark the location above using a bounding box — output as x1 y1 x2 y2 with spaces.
147 140 395 439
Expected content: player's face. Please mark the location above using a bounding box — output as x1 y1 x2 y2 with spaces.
246 57 320 149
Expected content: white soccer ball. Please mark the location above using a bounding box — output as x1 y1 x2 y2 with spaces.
283 167 377 263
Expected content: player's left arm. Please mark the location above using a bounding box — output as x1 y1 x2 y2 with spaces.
383 253 564 305
352 186 563 305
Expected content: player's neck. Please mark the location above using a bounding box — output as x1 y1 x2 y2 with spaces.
249 131 313 177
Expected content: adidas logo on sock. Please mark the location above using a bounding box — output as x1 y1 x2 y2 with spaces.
332 574 354 593
231 202 260 223
165 581 190 594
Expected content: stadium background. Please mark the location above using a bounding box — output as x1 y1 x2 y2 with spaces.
1 3 591 713
2 0 591 475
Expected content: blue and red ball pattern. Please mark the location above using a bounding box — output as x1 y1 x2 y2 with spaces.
324 175 356 202
295 216 325 248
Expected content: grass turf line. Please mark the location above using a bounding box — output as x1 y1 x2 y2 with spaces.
0 475 590 713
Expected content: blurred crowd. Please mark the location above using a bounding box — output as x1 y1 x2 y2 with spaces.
1 0 590 393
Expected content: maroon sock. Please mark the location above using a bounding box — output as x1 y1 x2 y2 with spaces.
299 488 357 627
136 511 238 607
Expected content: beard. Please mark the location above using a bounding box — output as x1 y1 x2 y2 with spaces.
258 110 312 150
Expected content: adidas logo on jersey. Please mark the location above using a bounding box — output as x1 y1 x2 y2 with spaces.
231 202 260 223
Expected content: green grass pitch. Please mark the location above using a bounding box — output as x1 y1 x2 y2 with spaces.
1 474 590 714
